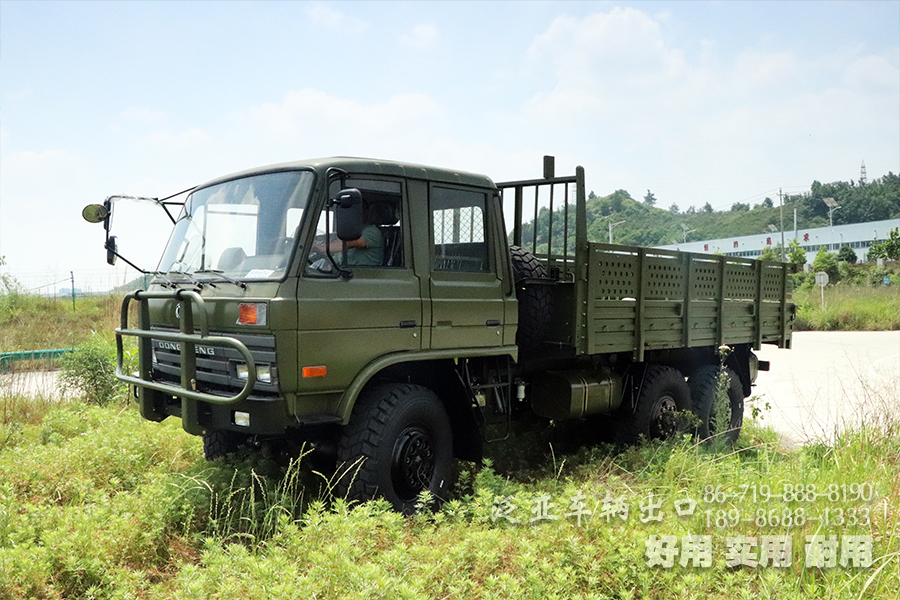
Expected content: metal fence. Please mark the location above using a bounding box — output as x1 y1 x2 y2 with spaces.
2 266 151 298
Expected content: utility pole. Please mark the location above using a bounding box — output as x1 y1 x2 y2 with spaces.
680 223 695 243
70 271 76 310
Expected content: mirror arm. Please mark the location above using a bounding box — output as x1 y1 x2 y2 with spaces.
325 167 348 189
104 239 150 274
160 204 178 225
157 186 193 224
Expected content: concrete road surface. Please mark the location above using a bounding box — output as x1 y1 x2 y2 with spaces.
0 369 64 398
755 331 900 445
3 331 899 448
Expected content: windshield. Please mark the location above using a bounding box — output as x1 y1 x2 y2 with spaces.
158 170 314 280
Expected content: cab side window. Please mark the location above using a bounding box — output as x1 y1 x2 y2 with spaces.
307 178 404 273
431 186 489 272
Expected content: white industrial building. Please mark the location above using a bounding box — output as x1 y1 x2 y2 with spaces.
656 218 900 264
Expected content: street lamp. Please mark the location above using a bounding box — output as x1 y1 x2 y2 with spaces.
607 219 625 244
680 223 695 243
823 197 840 250
823 197 840 227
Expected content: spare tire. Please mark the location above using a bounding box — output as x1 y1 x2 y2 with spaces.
509 246 552 353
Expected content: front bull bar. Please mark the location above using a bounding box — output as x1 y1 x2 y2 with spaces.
116 289 256 435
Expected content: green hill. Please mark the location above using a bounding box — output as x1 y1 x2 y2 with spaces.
518 172 900 252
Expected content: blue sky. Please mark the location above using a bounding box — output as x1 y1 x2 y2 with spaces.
1 1 898 286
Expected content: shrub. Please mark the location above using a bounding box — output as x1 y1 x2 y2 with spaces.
837 244 857 264
59 334 122 405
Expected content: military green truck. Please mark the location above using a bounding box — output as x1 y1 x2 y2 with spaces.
83 156 794 512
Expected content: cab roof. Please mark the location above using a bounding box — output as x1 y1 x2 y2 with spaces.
195 156 496 192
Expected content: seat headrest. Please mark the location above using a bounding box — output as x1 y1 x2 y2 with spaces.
366 199 399 226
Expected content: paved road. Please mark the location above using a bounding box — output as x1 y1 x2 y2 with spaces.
4 331 899 447
0 369 64 398
755 331 900 445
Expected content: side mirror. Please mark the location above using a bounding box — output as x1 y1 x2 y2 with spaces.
82 199 113 231
105 236 118 266
335 188 363 241
82 202 110 225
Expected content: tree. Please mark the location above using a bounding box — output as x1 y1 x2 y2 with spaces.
837 245 857 264
0 256 22 295
686 205 696 214
760 197 774 209
813 246 840 282
787 239 806 265
759 245 779 261
731 202 750 212
702 202 713 213
643 190 657 207
669 203 679 214
866 227 900 261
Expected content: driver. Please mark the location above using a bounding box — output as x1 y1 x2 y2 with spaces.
311 202 384 267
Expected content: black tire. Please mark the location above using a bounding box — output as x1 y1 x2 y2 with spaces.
509 245 552 352
618 365 692 444
202 430 248 460
689 365 744 445
335 384 453 514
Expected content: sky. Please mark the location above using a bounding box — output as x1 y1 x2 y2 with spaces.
1 1 898 290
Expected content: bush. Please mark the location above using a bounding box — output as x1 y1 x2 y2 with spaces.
59 334 123 405
837 244 857 264
812 246 840 282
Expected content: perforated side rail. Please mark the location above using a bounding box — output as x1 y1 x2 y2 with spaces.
584 244 794 359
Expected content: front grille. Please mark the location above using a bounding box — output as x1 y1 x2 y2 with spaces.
149 328 279 395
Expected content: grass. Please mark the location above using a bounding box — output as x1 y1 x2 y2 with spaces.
793 284 900 331
1 289 898 598
0 378 897 599
0 293 122 352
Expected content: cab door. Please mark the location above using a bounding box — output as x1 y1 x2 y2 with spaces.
428 184 505 349
295 176 423 398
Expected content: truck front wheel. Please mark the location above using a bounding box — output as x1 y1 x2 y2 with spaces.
202 430 249 460
689 365 744 445
336 384 453 514
619 365 691 444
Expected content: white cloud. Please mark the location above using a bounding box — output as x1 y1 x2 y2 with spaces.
527 8 686 91
400 24 438 49
731 51 798 91
304 2 368 32
5 88 32 102
122 106 167 122
233 89 444 147
842 54 900 92
517 6 900 211
147 127 210 149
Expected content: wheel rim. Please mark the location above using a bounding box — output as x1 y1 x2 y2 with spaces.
391 425 436 502
650 394 679 438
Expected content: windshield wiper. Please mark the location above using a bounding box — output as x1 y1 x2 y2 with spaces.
195 269 248 289
167 270 208 288
149 272 179 289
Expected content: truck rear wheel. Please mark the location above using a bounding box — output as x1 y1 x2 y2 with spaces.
618 365 691 444
510 245 552 352
689 365 744 445
336 384 453 514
